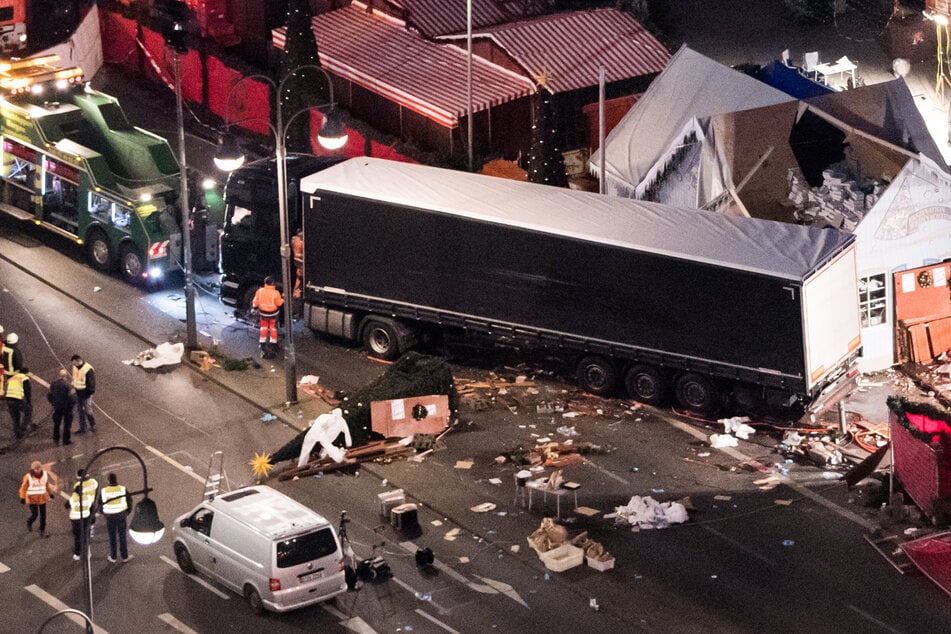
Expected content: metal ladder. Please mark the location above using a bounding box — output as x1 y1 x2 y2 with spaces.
203 451 231 501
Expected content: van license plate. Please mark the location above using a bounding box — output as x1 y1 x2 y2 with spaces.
300 570 324 582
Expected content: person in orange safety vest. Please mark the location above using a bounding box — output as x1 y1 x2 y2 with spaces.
252 276 284 354
292 228 304 300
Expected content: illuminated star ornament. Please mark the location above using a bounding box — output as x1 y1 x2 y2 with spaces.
249 452 274 479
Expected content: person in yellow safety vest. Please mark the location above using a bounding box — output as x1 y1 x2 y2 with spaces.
71 354 96 433
100 472 133 563
252 276 284 354
67 473 98 561
20 460 57 537
5 367 32 439
3 332 24 373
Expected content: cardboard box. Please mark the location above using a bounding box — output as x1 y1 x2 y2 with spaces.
370 395 449 437
378 490 405 518
540 544 584 572
587 556 615 572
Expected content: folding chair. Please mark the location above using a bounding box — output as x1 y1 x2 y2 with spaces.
802 51 820 80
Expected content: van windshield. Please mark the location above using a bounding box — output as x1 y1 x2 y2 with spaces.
276 528 337 568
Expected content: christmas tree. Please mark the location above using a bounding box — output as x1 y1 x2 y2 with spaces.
525 85 567 187
279 0 327 153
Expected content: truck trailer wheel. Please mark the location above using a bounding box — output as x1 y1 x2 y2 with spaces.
576 355 617 396
625 365 667 406
675 373 719 413
86 229 114 272
362 319 402 361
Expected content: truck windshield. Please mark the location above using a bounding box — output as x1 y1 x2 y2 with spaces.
276 527 337 568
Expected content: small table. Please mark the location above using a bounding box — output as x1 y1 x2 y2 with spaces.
526 479 580 520
815 57 857 87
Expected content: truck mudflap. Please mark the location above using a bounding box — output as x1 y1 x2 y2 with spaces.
802 364 860 425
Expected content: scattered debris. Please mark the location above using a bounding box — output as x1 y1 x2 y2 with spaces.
124 341 184 368
709 433 739 448
614 495 689 530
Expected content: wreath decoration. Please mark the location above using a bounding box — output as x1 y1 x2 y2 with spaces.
411 403 429 421
918 270 932 288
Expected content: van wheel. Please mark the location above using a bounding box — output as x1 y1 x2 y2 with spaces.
675 372 719 414
174 543 196 574
362 319 401 361
576 355 617 397
244 585 264 615
625 365 667 406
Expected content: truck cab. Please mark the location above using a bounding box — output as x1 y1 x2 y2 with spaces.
218 154 343 312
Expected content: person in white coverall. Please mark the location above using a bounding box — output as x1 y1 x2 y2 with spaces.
298 408 353 468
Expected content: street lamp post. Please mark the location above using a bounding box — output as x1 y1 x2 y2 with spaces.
156 0 197 351
78 446 164 626
214 66 347 405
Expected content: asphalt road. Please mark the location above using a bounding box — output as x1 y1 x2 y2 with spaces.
5 205 951 632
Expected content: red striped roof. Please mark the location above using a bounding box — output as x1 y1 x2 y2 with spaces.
272 6 536 128
442 9 670 94
391 0 554 38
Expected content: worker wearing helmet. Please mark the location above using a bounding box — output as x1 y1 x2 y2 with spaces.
6 366 32 439
2 332 24 373
252 276 283 358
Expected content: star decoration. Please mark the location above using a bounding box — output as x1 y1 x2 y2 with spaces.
249 452 274 478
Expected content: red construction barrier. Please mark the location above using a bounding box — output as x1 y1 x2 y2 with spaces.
208 56 271 136
99 10 138 70
901 530 951 597
889 397 951 518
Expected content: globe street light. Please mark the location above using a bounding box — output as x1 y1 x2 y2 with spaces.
214 65 347 404
78 446 164 626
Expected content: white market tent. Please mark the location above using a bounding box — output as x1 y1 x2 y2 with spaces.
592 46 951 371
589 45 795 198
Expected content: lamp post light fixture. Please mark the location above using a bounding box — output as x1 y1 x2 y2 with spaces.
214 65 347 405
79 446 164 626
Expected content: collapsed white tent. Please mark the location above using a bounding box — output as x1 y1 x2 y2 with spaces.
589 45 795 198
592 46 951 371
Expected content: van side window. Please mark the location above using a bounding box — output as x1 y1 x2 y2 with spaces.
191 508 214 537
276 527 337 568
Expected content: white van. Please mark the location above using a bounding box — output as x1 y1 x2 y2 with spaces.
171 485 347 614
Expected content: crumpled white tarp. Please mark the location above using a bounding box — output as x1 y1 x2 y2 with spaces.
615 495 689 530
720 416 755 439
709 433 739 448
125 342 184 368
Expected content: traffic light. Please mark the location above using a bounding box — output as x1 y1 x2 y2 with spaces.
151 0 189 53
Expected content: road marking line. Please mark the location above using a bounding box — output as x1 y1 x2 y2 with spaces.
0 562 9 573
701 525 777 567
664 417 877 531
847 604 902 633
24 584 108 633
157 613 200 633
390 577 450 616
415 608 461 634
160 555 230 599
583 458 631 485
144 445 206 483
321 603 348 620
338 615 379 633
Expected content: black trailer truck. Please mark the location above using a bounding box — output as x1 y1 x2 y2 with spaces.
295 158 861 416
218 154 344 311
